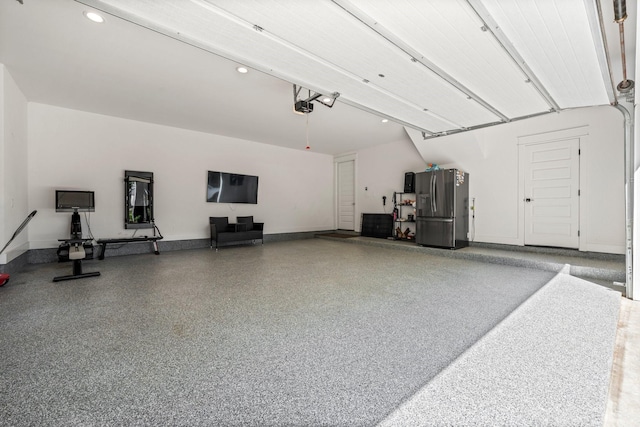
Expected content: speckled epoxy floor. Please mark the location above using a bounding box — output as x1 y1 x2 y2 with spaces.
0 239 619 426
379 271 620 426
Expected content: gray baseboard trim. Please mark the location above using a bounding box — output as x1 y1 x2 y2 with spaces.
28 239 212 264
0 251 29 275
104 238 211 258
2 232 323 274
213 231 320 248
28 248 60 265
265 231 321 242
469 241 625 261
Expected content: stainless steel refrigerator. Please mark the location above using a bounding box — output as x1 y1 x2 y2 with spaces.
415 169 469 249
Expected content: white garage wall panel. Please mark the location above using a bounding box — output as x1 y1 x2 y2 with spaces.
27 103 335 249
408 105 625 254
0 65 29 264
356 138 426 231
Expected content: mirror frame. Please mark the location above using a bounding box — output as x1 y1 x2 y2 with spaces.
124 170 154 229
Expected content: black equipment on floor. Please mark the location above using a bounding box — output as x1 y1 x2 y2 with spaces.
97 220 163 259
54 210 100 282
0 210 37 287
361 213 393 238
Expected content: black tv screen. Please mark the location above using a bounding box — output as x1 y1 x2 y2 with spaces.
56 190 95 212
207 171 258 204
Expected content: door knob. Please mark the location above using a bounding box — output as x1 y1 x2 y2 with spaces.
524 198 533 202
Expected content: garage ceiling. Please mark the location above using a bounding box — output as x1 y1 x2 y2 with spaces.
0 0 635 155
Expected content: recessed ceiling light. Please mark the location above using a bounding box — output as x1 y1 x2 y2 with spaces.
236 66 248 74
84 11 104 23
381 119 389 123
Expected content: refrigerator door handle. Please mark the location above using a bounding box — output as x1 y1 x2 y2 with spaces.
429 175 433 213
434 176 437 213
431 174 437 213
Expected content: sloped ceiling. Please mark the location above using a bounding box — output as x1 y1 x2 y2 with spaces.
0 0 635 155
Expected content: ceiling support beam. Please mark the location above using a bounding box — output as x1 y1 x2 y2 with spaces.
587 0 618 104
466 0 560 113
421 110 555 140
331 97 435 136
331 0 509 124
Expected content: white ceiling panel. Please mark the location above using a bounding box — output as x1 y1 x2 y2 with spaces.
204 0 503 127
2 0 627 153
346 0 553 119
76 0 621 135
79 0 505 131
478 0 611 108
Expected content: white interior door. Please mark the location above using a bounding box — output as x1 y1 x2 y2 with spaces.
523 139 580 248
337 160 355 230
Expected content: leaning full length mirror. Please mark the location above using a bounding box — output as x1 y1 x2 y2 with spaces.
124 170 154 229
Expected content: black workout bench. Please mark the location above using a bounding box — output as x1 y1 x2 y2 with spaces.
96 236 163 260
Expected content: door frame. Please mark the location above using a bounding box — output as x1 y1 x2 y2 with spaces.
517 126 588 250
334 153 357 231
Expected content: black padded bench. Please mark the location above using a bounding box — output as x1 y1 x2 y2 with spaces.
96 236 163 260
209 216 263 250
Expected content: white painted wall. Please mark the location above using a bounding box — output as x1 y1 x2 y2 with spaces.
27 103 334 249
0 65 29 264
1 68 628 266
0 66 4 261
407 106 625 254
355 138 426 231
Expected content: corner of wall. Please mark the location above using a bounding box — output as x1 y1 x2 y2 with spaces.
1 63 7 262
0 63 30 265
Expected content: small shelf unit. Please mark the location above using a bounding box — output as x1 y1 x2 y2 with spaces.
393 191 416 240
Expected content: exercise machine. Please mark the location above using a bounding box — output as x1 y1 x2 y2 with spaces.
54 209 100 282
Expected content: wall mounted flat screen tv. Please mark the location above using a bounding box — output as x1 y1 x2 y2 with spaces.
207 171 258 204
55 190 95 212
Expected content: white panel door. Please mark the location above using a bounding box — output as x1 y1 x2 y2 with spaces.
337 160 355 230
523 139 580 248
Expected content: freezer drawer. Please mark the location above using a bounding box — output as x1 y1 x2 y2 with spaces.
416 218 454 248
416 217 468 249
